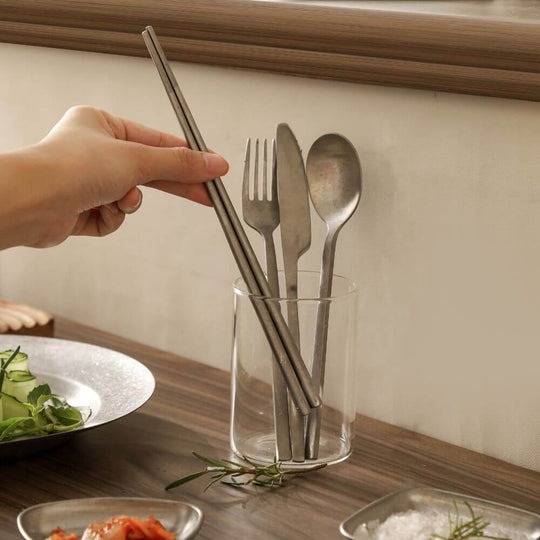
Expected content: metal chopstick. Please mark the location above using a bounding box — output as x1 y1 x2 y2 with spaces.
142 26 320 414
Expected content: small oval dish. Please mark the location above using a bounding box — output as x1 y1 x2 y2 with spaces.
339 487 540 539
17 497 203 540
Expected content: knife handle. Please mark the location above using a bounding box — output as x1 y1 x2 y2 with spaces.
284 258 306 462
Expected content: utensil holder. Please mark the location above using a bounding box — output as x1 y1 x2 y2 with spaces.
230 270 358 467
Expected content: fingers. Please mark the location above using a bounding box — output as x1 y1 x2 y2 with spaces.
98 204 126 235
117 187 143 214
53 107 190 150
73 179 210 239
57 106 229 192
101 110 190 148
133 144 229 186
72 193 142 238
46 107 229 217
73 204 126 237
146 180 213 207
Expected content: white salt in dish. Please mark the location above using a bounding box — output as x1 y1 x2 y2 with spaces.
340 488 540 540
354 508 526 540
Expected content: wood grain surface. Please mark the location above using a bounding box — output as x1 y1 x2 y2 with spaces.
0 0 539 101
0 317 538 539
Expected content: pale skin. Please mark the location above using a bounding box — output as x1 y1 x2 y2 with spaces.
0 106 229 250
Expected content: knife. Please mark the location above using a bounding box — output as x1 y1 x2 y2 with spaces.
276 123 312 462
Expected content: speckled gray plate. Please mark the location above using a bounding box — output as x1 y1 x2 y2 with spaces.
340 488 540 539
17 497 203 540
0 335 155 459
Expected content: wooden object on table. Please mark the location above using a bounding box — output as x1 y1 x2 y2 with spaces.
0 317 537 540
0 299 54 337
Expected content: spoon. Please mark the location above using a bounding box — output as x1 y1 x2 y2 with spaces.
305 133 362 459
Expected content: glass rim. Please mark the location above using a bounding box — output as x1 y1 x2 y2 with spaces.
233 270 358 302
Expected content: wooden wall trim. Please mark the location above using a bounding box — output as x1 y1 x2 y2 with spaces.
0 0 539 101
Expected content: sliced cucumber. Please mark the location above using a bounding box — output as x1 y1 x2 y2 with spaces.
2 369 36 419
0 352 36 420
3 370 36 401
0 350 29 373
1 392 29 419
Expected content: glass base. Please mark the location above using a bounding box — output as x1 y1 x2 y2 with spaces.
231 432 352 468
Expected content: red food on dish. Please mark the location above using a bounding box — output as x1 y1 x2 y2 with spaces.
46 528 77 540
47 516 175 540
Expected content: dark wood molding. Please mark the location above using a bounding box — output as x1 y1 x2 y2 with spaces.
0 0 539 101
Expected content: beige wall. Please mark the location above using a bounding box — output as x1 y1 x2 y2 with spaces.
0 43 539 470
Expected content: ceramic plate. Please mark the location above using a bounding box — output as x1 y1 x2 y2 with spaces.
340 487 540 539
0 335 155 459
17 497 203 540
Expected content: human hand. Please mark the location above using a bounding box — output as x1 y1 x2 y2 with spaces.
0 106 229 249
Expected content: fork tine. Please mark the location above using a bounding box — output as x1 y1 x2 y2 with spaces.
263 139 268 201
242 138 251 201
254 138 259 200
271 138 278 203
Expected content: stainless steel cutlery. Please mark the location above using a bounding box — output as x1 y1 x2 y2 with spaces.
143 27 320 417
242 138 292 461
276 123 313 462
144 26 361 462
305 134 362 459
242 128 361 462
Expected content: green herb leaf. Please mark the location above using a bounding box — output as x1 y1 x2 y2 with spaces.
0 348 86 443
430 500 512 540
0 416 30 431
43 395 67 408
46 406 83 426
42 396 83 426
192 452 227 468
0 416 34 442
27 384 52 406
165 470 210 490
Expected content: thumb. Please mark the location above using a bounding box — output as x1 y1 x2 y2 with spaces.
133 144 229 185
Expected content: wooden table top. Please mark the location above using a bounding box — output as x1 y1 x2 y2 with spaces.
0 317 538 539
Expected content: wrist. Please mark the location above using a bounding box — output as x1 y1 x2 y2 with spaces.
0 146 61 249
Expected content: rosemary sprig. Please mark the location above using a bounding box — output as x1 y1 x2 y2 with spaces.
431 500 511 540
166 452 326 491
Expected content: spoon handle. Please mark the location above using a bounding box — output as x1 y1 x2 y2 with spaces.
306 227 339 459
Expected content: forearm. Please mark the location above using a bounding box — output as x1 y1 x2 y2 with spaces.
0 146 61 250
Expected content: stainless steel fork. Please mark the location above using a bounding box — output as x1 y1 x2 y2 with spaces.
242 138 292 461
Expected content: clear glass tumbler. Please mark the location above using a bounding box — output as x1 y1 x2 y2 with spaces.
230 270 358 467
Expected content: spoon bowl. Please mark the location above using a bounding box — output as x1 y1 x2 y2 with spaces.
306 134 362 231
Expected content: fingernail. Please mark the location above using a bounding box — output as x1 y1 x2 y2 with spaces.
124 192 143 214
104 203 120 215
204 153 228 176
